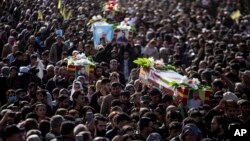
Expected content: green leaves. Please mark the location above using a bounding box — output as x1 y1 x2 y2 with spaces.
133 58 176 71
133 58 153 68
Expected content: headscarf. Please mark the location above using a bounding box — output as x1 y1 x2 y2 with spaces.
180 124 202 141
70 80 83 101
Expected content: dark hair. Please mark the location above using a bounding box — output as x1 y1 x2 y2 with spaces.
101 78 111 85
24 118 39 131
148 88 161 96
52 88 60 94
122 134 134 141
72 90 83 101
39 120 50 138
111 99 122 107
212 79 224 89
60 121 75 135
9 66 18 72
212 115 227 129
142 112 157 123
111 82 122 88
182 117 197 126
138 117 152 131
115 113 130 124
95 115 107 125
120 91 130 97
58 95 69 102
36 89 47 97
169 121 182 131
166 110 180 121
15 88 25 95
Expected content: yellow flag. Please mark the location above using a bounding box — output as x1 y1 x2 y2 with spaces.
230 10 241 20
57 0 62 10
62 6 67 20
66 10 72 20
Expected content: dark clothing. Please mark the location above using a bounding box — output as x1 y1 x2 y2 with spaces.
56 44 63 62
89 91 103 113
0 76 8 105
106 128 119 140
94 43 113 63
68 106 85 118
10 60 24 70
133 134 146 141
46 77 57 94
6 76 21 90
57 136 76 141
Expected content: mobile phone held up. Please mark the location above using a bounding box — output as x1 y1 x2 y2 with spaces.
85 112 94 122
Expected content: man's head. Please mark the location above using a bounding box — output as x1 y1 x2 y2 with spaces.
72 90 85 106
138 117 153 135
56 35 63 44
4 125 25 141
148 88 161 103
110 59 118 71
101 78 111 92
238 100 250 117
129 68 139 81
36 89 47 103
120 91 130 104
211 79 224 93
58 95 70 109
224 100 239 119
94 65 103 78
60 121 75 137
114 113 130 129
8 36 15 45
46 65 55 78
50 115 65 133
15 89 26 101
94 116 107 137
211 115 227 134
111 82 122 97
6 89 17 104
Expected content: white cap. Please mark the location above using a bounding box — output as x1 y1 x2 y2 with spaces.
19 66 30 74
223 92 238 101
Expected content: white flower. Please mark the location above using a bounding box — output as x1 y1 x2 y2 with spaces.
155 59 164 66
74 59 93 66
180 76 189 84
192 78 201 85
148 57 154 62
76 53 87 60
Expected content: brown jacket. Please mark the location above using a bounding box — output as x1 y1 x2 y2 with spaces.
49 42 68 64
100 94 119 116
1 43 12 58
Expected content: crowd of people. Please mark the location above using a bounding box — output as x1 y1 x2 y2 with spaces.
0 0 250 141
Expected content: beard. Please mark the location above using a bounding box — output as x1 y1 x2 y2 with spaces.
211 127 220 134
96 129 106 137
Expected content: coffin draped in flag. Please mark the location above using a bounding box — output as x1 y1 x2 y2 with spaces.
135 58 212 106
67 53 94 84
